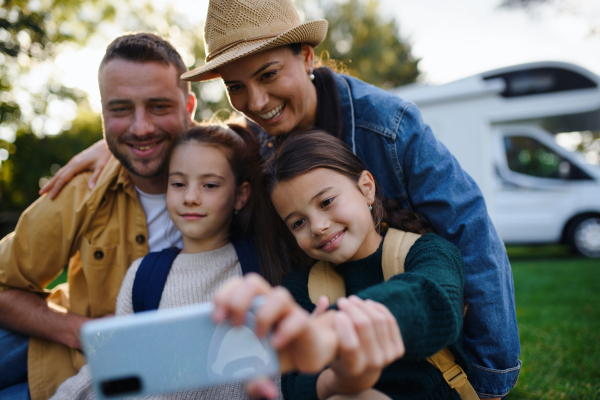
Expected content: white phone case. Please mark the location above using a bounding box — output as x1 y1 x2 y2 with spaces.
80 301 279 399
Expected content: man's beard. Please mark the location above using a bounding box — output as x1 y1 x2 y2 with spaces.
105 133 171 179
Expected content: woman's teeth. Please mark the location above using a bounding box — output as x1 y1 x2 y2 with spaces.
259 102 285 120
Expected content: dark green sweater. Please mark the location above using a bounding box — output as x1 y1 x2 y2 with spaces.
281 233 470 400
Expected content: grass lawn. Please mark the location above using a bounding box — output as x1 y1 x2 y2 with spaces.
507 250 600 399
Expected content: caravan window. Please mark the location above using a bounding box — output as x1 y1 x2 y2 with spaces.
504 136 592 180
484 67 597 98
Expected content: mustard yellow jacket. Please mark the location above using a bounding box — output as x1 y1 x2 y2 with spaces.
0 156 149 400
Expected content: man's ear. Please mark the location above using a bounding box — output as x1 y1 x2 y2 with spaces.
358 170 376 205
234 182 251 212
186 91 197 122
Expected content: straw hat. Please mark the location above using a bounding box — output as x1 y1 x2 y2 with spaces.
181 0 328 82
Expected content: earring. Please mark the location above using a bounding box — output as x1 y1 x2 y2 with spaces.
308 67 315 81
234 209 239 215
368 202 373 211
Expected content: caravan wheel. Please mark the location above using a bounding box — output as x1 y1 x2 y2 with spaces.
567 216 600 258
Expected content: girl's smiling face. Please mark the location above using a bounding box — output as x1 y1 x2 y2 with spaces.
167 142 249 253
270 168 382 265
218 45 318 137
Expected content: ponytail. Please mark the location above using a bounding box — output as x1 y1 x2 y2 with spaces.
375 197 434 236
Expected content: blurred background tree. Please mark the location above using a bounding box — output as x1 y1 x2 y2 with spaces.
0 0 420 232
309 0 419 89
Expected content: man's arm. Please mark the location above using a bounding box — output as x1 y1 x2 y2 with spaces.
0 172 94 349
0 289 89 349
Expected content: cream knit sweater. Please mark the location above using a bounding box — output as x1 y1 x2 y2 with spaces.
51 243 282 400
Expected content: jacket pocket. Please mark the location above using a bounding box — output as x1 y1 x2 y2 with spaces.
79 238 124 317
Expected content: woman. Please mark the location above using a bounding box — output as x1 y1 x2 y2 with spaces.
42 1 520 397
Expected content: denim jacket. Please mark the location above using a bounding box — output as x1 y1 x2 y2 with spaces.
261 72 521 397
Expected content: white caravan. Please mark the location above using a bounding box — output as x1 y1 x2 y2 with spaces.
392 61 600 257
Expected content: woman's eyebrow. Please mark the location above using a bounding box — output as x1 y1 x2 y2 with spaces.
223 62 281 85
251 61 280 77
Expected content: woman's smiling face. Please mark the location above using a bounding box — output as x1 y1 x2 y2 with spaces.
218 45 318 137
270 168 382 265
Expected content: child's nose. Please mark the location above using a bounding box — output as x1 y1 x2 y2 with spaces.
311 218 329 236
183 188 202 205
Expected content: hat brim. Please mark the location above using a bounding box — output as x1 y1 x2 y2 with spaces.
181 20 328 82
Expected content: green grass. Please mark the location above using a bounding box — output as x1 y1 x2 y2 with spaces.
507 250 600 399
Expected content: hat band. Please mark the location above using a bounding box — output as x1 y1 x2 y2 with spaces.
206 33 282 62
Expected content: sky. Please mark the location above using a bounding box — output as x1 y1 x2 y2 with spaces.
54 0 600 111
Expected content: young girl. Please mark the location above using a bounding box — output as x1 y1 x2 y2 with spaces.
50 122 279 400
213 130 470 400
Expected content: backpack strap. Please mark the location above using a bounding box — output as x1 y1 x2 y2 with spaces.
308 260 346 305
381 229 422 280
132 247 181 313
231 234 261 275
428 348 480 400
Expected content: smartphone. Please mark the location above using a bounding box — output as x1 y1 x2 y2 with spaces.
80 300 279 399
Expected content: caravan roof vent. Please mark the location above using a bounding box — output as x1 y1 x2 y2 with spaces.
483 67 597 98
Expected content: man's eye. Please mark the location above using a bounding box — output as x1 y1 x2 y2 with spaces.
110 107 129 113
153 104 171 112
291 219 305 230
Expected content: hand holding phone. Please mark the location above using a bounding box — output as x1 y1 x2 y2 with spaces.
80 300 279 399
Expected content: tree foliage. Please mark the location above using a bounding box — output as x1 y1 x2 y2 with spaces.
0 0 117 136
309 0 420 89
0 112 103 212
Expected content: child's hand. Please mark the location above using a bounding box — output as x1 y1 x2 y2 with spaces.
317 296 405 398
213 273 339 374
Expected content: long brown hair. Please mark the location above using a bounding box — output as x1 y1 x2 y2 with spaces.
255 129 433 283
168 120 260 237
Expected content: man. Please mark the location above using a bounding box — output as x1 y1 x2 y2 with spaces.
0 33 196 400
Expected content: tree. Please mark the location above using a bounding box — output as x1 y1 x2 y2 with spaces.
0 0 119 138
306 0 420 89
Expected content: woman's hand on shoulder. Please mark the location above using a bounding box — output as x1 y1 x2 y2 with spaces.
39 139 111 199
317 296 405 398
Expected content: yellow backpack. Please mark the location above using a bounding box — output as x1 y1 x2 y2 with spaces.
307 228 479 400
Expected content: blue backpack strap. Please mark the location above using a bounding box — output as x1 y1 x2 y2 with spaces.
231 235 261 275
132 247 181 313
